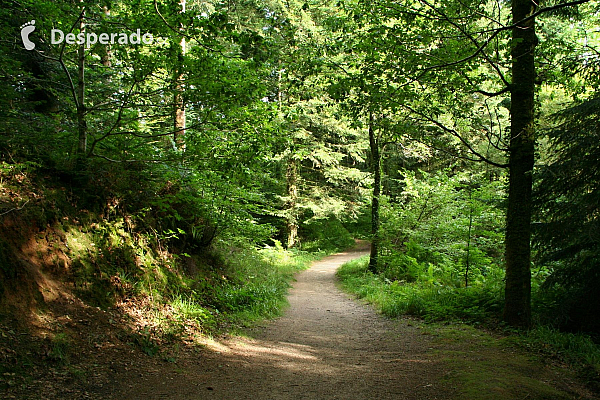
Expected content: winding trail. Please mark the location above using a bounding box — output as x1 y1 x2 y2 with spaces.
119 243 453 399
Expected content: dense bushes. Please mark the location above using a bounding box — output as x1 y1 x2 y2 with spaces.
333 170 509 324
338 256 504 323
299 217 355 252
378 170 505 287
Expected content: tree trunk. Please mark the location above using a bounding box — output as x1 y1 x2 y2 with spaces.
504 0 537 328
173 72 185 150
465 187 473 288
76 7 87 160
368 113 381 273
173 0 186 150
286 156 299 248
101 6 111 68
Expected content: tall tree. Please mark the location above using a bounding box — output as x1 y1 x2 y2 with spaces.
503 0 537 327
76 3 87 160
173 0 186 151
368 112 381 273
534 94 600 334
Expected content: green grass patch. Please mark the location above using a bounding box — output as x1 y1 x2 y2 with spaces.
209 242 325 329
428 324 580 400
48 332 71 364
336 256 503 323
515 326 600 388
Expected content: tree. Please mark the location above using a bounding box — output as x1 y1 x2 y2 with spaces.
368 112 381 272
503 0 538 327
76 2 87 161
535 96 600 334
172 0 187 151
256 0 370 248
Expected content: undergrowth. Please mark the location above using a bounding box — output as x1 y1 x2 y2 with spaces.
0 161 344 365
336 256 504 323
518 327 600 388
64 217 324 343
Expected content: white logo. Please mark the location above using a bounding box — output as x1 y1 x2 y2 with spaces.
51 28 154 48
20 20 36 50
20 19 154 50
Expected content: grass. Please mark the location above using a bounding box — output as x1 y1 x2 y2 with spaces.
119 242 328 349
48 332 71 363
207 243 326 330
518 326 600 388
421 324 577 400
336 256 503 323
524 326 600 368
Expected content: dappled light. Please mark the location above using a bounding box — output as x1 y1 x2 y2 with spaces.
1 0 599 397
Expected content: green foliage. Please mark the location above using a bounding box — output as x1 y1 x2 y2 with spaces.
534 96 600 337
516 326 600 387
0 0 598 374
134 327 160 357
427 325 579 400
208 244 322 326
171 296 214 325
48 333 71 364
342 208 372 239
60 207 322 348
299 217 355 252
378 170 505 287
522 327 600 372
337 256 504 323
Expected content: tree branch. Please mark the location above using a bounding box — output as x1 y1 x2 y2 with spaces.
401 103 509 168
0 200 30 217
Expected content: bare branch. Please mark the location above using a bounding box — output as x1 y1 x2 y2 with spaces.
0 200 30 217
402 103 509 168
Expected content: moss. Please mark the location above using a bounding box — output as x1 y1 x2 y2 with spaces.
443 357 571 399
432 325 577 400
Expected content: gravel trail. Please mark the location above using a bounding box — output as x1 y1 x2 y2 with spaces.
118 243 452 399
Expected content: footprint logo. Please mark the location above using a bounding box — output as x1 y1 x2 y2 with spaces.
20 20 36 51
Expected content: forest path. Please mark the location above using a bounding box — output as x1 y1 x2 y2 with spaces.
117 242 453 399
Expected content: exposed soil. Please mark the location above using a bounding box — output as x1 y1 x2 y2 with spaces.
2 242 596 399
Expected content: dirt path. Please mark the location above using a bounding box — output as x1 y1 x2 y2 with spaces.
3 244 594 399
116 244 453 399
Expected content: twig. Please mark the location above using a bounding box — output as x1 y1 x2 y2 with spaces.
0 200 30 217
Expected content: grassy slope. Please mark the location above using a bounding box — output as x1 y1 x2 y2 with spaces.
0 164 335 394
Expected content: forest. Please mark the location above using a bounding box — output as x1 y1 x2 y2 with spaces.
1 0 599 397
